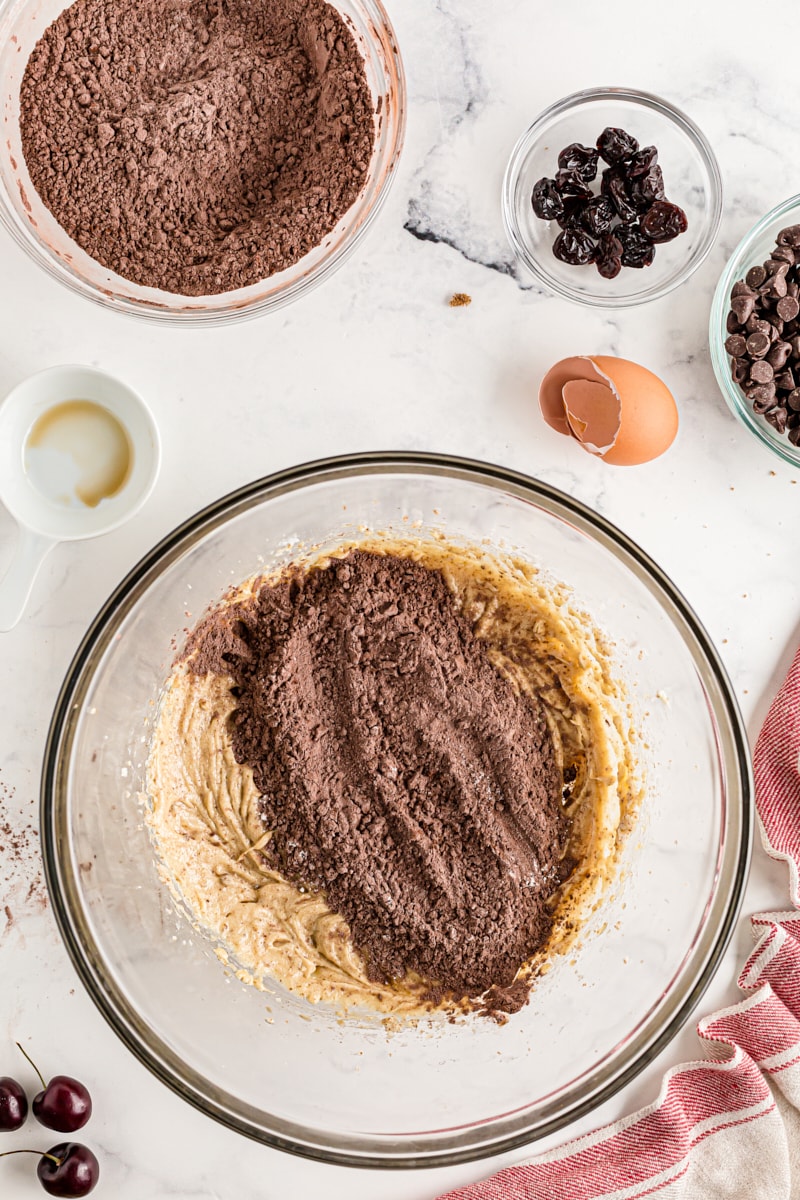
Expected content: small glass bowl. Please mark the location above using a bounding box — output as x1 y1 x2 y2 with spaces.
502 87 723 308
709 194 800 468
0 0 405 326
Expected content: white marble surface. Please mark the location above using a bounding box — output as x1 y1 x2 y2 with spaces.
1 0 800 1195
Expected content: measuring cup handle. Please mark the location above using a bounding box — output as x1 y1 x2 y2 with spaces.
0 527 56 632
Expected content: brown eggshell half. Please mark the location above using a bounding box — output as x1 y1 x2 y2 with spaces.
562 380 621 456
592 356 679 466
538 357 612 436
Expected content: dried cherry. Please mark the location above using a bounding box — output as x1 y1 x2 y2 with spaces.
629 164 665 210
628 146 658 177
553 227 597 266
601 167 637 223
531 177 564 221
641 200 689 244
580 196 616 237
554 168 593 198
616 223 656 269
556 196 588 230
596 126 639 164
595 232 623 279
557 143 599 183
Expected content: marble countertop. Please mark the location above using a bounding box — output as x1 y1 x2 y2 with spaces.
1 0 799 1195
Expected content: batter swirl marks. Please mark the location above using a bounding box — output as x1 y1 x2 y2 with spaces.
147 538 639 1019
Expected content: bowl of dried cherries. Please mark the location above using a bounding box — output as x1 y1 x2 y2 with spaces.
710 195 800 467
502 87 722 308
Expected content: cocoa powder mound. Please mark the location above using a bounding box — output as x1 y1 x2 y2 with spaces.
187 551 571 1011
19 0 374 295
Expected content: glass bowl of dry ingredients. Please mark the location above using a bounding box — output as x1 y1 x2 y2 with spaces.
503 87 722 308
0 0 404 325
710 194 800 467
41 453 751 1167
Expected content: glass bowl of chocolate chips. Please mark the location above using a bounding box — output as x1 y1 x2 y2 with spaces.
710 195 800 467
503 87 722 308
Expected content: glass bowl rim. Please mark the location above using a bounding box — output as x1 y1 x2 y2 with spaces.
40 450 753 1169
709 192 800 467
0 0 406 328
501 85 724 309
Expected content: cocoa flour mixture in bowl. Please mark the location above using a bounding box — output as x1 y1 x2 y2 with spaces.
0 0 404 322
147 538 636 1021
42 455 751 1166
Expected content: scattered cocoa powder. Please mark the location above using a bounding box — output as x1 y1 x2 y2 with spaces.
0 775 47 921
187 551 571 1012
19 0 374 295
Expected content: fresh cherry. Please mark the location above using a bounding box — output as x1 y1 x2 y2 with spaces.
0 1144 99 1197
0 1077 28 1131
37 1143 99 1197
17 1046 92 1133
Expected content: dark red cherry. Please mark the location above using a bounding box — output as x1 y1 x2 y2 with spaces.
37 1143 99 1197
0 1077 28 1131
17 1046 91 1134
33 1079 92 1134
0 1145 99 1198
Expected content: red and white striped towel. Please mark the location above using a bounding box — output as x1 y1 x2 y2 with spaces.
438 648 800 1200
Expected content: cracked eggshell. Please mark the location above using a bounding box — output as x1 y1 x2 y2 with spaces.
591 356 678 466
538 355 678 467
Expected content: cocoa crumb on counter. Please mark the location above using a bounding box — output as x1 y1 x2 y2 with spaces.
0 773 47 916
449 292 472 307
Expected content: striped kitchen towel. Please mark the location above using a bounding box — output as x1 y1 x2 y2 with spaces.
438 647 800 1200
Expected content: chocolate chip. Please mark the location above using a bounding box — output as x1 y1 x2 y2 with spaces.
750 359 775 383
732 357 749 384
731 294 756 323
765 406 788 433
777 295 800 322
727 311 742 333
749 384 777 411
777 225 800 247
768 273 789 299
732 280 756 297
771 245 796 265
775 368 796 391
767 341 792 369
746 331 771 358
725 333 747 357
787 388 800 411
789 426 800 445
746 265 767 289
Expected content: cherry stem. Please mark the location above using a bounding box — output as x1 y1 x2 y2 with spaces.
0 1150 62 1166
16 1043 47 1091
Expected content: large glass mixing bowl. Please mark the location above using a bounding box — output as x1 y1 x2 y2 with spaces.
41 453 752 1168
0 0 404 325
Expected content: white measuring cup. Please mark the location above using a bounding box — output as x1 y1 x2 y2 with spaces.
0 365 161 631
